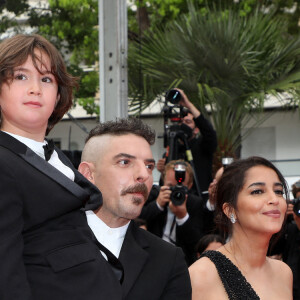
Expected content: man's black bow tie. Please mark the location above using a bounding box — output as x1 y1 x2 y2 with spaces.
43 139 55 161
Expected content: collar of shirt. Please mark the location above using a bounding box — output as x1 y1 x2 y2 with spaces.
85 210 130 258
162 206 189 244
4 131 75 181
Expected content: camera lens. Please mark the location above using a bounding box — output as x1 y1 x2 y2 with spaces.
170 184 188 206
171 189 185 206
165 89 181 104
293 199 300 217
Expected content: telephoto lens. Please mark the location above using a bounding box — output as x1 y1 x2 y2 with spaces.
165 89 181 104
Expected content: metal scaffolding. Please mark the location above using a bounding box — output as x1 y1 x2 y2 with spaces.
99 0 128 122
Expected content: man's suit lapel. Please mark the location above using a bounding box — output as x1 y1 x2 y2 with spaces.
0 131 89 201
119 222 149 297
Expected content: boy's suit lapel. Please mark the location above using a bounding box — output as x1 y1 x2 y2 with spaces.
0 131 99 207
56 147 103 210
20 147 89 201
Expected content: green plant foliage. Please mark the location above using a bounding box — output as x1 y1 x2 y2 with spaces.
128 0 300 36
129 2 300 159
0 0 29 33
27 0 99 113
0 0 28 14
29 0 98 65
1 0 299 121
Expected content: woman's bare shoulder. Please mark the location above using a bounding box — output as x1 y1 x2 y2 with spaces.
189 256 222 296
262 258 293 299
267 257 293 286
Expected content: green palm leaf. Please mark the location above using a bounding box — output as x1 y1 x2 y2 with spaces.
129 3 300 160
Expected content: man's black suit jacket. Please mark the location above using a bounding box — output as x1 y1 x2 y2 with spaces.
0 131 122 300
119 221 191 299
140 192 205 265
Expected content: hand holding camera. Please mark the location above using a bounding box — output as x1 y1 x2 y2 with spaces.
169 162 189 206
156 186 172 208
288 198 300 217
156 158 166 173
169 197 188 219
156 162 189 218
166 88 200 119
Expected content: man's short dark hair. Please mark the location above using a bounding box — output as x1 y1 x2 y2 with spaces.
292 180 300 199
86 118 156 145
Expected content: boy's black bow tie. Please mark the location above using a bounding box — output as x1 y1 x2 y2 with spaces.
43 140 55 161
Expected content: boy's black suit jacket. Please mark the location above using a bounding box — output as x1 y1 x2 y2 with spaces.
0 131 122 300
119 221 192 299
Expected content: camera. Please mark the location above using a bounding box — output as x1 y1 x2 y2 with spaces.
290 197 300 217
163 89 188 123
165 89 182 104
170 162 188 206
161 89 190 160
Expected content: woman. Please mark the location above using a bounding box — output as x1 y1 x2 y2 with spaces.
189 156 293 299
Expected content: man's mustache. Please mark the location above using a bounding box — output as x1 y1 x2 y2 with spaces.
120 183 149 200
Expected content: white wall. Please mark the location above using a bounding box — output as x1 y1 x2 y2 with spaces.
47 109 300 185
242 110 300 161
48 118 99 150
142 110 300 184
241 110 300 182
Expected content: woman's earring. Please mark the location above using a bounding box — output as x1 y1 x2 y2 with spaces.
230 213 236 224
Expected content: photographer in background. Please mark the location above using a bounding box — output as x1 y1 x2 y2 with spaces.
140 160 208 266
268 180 300 299
282 180 300 300
157 88 217 195
287 180 300 221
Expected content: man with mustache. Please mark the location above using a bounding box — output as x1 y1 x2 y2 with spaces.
78 118 191 300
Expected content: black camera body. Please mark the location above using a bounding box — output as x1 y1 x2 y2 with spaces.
291 197 300 217
170 162 188 206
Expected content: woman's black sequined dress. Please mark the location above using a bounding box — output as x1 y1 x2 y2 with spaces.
200 250 260 300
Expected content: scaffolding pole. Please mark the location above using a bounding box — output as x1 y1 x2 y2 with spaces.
99 0 128 122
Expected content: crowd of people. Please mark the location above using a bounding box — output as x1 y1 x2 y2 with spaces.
0 33 299 300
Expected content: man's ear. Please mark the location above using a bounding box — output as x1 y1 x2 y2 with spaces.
78 162 95 184
187 180 193 190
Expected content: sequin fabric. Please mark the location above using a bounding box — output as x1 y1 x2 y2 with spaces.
200 250 260 300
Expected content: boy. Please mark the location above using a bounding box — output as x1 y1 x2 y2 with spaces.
0 34 122 300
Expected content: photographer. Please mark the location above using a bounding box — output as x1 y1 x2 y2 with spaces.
287 180 300 220
282 181 300 300
140 160 207 266
268 180 300 299
158 88 217 195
